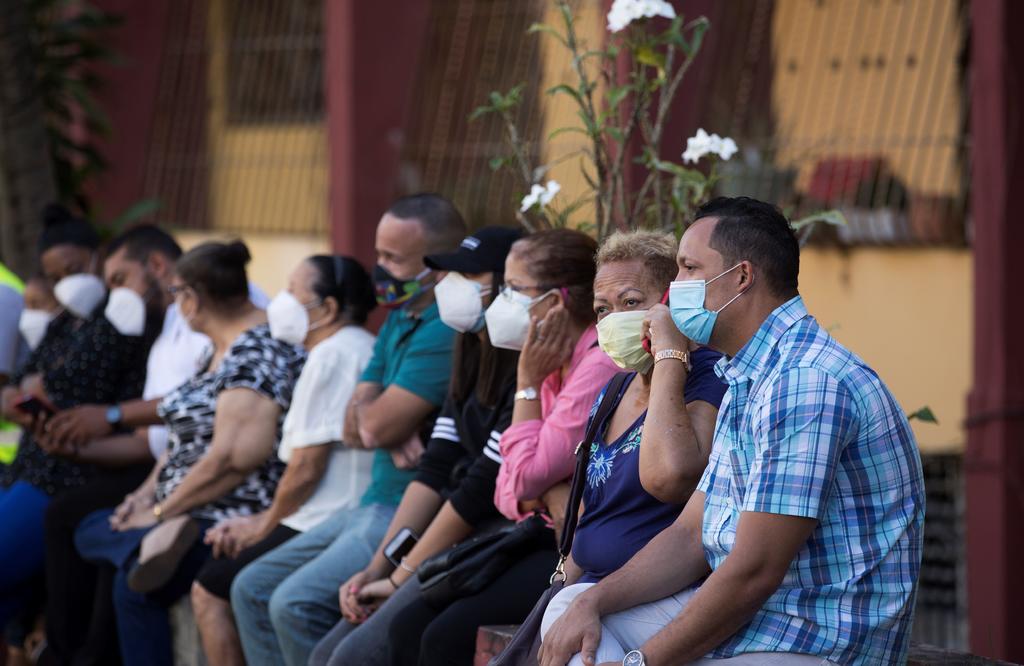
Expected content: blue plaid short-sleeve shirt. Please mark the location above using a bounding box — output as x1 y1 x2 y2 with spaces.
697 296 925 664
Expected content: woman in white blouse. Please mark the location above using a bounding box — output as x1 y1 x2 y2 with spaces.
190 255 378 666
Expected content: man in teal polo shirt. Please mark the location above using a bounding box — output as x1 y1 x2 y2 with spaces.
232 193 466 666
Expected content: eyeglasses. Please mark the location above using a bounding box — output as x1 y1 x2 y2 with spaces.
167 284 189 298
499 282 552 296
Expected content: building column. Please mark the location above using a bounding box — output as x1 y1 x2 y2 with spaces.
965 0 1024 660
323 0 430 268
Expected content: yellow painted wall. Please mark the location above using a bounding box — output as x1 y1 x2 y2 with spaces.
772 0 964 196
175 230 330 296
800 247 971 453
537 1 605 225
204 0 328 234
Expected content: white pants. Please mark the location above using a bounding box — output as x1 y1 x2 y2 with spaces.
540 583 834 665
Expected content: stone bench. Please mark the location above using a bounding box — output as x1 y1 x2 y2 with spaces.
474 626 1018 665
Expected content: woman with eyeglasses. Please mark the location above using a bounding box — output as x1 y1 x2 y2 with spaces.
73 240 305 666
188 253 379 666
360 228 617 666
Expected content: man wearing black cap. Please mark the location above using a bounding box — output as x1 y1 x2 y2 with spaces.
306 225 527 666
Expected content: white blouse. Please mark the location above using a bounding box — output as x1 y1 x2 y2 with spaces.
278 325 376 532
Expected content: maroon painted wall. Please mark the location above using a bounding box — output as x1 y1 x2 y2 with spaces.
87 0 172 223
965 0 1024 660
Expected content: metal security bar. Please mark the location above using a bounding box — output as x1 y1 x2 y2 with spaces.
141 0 327 234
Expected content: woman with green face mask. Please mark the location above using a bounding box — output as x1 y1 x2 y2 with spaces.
554 231 728 587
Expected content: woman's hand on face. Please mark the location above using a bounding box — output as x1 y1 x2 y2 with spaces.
642 304 691 357
518 302 574 388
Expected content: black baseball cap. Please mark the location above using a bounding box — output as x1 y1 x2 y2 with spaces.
424 226 523 274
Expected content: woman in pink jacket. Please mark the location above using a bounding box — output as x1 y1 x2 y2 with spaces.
492 230 620 532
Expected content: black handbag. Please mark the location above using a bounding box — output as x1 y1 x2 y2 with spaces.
417 513 549 609
489 372 631 666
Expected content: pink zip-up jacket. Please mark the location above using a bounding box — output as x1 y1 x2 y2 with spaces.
494 325 620 522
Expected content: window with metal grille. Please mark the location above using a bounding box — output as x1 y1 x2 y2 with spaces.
224 0 324 125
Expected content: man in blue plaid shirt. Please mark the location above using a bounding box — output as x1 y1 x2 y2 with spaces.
541 197 925 666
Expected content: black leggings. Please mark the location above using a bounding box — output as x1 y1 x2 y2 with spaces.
386 546 559 666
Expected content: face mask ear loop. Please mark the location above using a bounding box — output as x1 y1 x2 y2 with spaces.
706 263 744 286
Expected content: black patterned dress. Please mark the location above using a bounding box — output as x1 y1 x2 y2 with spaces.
154 324 305 521
1 310 150 495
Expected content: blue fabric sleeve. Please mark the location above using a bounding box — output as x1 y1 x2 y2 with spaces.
684 347 728 408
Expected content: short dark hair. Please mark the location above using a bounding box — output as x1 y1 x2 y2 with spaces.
695 196 800 297
387 193 467 254
512 228 599 325
306 255 376 325
106 224 182 263
174 240 250 311
37 203 99 254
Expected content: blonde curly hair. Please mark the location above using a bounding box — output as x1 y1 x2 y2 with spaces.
595 231 678 293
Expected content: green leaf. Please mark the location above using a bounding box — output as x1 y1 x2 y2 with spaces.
469 105 495 122
906 406 939 424
546 83 582 104
681 17 710 58
527 22 568 47
108 198 162 232
635 46 666 70
791 209 847 231
607 85 630 110
548 126 589 141
489 156 511 172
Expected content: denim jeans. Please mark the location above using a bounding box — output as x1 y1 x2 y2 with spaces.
231 503 397 666
0 481 50 628
75 509 213 666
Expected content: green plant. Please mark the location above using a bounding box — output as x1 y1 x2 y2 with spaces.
472 0 846 242
29 0 121 213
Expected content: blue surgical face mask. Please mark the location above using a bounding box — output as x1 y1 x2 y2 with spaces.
668 263 744 345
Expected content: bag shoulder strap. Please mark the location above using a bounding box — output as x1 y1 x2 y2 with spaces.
557 371 632 559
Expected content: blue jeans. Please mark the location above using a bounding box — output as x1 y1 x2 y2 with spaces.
75 509 212 666
0 481 50 628
231 503 396 666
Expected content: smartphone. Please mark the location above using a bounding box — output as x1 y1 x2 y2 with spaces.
13 394 55 418
383 527 419 568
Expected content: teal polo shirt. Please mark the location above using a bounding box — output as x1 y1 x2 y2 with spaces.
359 301 455 506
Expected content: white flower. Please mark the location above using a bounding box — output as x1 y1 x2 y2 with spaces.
681 128 738 163
520 180 561 212
607 0 676 33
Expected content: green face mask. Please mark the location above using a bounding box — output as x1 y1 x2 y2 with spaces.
596 310 654 374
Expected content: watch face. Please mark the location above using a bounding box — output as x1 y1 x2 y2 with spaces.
623 650 644 666
106 405 121 424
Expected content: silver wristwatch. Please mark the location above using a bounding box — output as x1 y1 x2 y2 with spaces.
514 387 539 401
623 649 645 666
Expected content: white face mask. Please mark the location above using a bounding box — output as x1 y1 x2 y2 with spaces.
54 273 107 319
267 290 322 345
19 309 54 350
435 273 491 333
104 287 147 336
484 286 555 351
